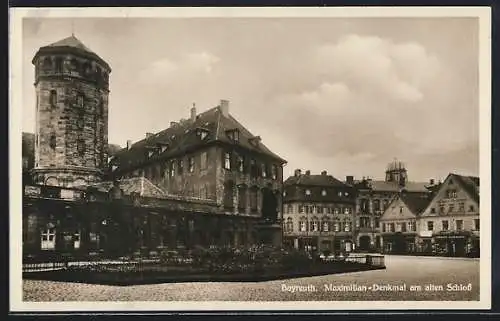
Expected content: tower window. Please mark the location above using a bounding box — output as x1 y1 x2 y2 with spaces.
55 57 63 73
49 134 56 150
76 94 84 108
49 90 57 108
77 139 85 156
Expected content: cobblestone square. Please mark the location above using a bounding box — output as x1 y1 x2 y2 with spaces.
23 255 479 302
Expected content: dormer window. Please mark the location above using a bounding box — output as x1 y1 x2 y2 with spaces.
158 143 169 153
226 129 240 142
197 128 210 140
249 136 261 147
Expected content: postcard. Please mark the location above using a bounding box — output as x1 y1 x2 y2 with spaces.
9 6 491 312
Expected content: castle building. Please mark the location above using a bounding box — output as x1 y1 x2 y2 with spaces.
282 170 356 253
31 35 111 188
22 36 286 259
351 160 437 251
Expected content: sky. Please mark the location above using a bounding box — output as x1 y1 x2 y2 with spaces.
22 17 480 182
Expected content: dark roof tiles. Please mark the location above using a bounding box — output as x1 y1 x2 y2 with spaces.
113 106 286 172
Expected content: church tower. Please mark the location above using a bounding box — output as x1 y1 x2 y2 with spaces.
31 35 111 187
385 159 408 187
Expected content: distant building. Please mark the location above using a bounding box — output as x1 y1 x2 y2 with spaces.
282 170 356 253
379 192 432 254
352 160 438 251
418 173 480 256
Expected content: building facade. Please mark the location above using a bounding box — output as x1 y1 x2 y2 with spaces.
417 173 480 257
22 36 287 259
379 192 431 254
282 170 356 253
352 160 437 252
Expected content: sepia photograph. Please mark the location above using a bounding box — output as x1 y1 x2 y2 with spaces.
9 7 491 312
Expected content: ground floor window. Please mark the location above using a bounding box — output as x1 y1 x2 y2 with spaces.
41 227 56 250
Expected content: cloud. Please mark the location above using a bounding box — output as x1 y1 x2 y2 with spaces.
314 34 440 103
139 51 220 84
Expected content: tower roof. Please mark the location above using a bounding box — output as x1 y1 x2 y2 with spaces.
386 159 406 172
32 35 111 72
46 35 95 53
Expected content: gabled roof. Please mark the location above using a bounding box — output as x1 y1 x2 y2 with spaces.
448 173 480 203
400 193 432 216
112 106 286 172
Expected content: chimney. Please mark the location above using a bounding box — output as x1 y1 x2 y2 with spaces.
190 103 197 122
321 170 327 176
126 140 132 150
294 169 302 177
346 175 354 185
220 99 229 117
430 178 435 185
305 170 311 176
145 132 154 139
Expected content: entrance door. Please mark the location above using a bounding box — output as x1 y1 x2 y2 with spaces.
359 236 371 251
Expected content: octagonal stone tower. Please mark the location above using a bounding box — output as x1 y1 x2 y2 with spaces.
31 35 111 187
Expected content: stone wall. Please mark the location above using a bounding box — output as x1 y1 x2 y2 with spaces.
32 51 109 187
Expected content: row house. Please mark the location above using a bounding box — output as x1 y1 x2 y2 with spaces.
351 160 436 251
283 169 356 253
380 173 480 257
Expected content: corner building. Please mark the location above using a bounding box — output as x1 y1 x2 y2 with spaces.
282 170 356 253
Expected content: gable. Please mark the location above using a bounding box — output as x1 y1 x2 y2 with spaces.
420 174 479 218
380 197 417 221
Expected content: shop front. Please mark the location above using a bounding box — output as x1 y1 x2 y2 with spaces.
433 231 477 257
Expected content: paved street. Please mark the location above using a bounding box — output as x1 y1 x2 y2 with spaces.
23 255 479 301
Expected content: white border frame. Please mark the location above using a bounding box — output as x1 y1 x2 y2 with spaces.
9 6 492 312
